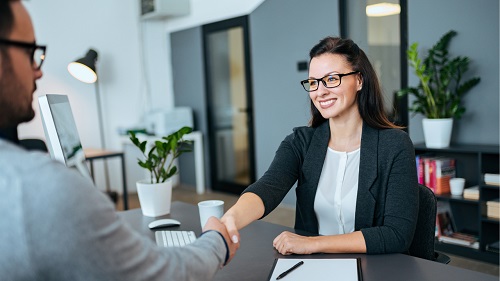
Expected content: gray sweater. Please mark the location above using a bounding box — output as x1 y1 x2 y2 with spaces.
0 139 226 281
245 121 418 254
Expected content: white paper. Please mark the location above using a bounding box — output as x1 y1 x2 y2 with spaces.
269 258 359 281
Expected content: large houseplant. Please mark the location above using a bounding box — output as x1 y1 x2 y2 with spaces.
398 30 481 148
129 126 193 216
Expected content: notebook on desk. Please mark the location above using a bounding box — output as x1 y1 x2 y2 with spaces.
268 258 362 281
155 230 197 247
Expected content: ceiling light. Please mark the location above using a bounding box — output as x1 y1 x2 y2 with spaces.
366 3 401 17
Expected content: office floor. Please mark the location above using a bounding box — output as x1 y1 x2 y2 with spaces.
116 185 499 277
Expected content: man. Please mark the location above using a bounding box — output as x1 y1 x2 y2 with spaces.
0 1 238 280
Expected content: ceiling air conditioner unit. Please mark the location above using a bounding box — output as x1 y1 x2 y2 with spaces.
140 0 189 20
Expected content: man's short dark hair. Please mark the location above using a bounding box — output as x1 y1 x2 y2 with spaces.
0 0 16 39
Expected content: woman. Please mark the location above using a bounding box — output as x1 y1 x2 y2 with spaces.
221 37 418 255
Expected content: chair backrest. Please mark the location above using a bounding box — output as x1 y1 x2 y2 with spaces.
408 184 437 261
19 138 48 152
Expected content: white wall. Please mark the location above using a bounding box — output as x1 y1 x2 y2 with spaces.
18 0 264 193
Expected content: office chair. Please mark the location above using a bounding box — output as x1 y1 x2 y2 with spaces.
408 184 451 264
19 138 48 152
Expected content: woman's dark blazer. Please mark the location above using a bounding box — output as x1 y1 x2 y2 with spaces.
244 121 419 254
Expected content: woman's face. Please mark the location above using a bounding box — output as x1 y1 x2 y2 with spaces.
308 53 362 120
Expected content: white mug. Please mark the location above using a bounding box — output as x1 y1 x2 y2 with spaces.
450 178 466 196
198 200 224 228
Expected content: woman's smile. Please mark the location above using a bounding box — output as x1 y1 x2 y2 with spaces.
318 98 337 109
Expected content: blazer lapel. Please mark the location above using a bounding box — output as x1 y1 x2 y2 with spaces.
302 121 330 188
300 122 329 232
355 123 378 229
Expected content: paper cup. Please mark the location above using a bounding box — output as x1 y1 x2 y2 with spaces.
198 200 224 228
450 178 466 196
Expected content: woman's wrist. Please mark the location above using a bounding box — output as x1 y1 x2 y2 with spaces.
309 236 322 253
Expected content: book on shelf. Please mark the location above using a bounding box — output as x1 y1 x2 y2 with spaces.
463 186 479 200
436 201 479 249
438 233 480 249
486 241 499 254
416 155 425 185
416 156 455 194
484 173 500 186
437 211 455 237
486 198 500 219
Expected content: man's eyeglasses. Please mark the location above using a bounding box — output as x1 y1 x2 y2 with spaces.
0 38 46 70
301 71 360 92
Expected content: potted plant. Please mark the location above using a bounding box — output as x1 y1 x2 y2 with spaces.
398 30 481 148
129 126 193 217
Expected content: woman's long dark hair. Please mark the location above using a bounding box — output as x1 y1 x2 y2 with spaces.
308 37 401 129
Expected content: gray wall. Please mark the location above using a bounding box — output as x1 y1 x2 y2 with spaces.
170 26 212 188
249 0 340 206
408 0 499 145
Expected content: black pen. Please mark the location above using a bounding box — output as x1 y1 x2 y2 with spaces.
276 260 304 280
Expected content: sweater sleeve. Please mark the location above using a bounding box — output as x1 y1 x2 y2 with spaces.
27 161 226 281
360 131 419 254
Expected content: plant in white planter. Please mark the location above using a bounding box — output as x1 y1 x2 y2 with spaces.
398 30 481 148
129 126 193 217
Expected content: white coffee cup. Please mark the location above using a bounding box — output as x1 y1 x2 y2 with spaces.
450 178 466 196
198 200 224 228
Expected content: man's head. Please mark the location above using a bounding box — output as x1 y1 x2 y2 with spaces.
0 0 44 128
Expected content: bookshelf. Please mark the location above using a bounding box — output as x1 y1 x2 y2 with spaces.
414 143 500 264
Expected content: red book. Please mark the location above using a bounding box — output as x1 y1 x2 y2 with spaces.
424 157 434 192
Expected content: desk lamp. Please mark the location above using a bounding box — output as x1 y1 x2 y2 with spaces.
68 49 111 195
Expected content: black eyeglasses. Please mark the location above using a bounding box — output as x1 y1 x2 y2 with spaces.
301 71 360 92
0 38 46 70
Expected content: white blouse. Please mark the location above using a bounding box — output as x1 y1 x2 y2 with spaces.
314 147 360 235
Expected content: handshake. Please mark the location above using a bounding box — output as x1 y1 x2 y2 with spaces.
202 216 240 265
199 200 241 265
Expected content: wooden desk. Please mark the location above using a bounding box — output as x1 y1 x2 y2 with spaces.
119 202 497 281
85 148 128 210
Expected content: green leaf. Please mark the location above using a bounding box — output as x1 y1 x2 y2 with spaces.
139 141 147 154
166 166 177 178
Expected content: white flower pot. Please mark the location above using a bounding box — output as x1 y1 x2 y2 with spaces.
422 118 453 148
136 179 172 217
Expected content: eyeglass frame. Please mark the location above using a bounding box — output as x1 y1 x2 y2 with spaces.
0 38 46 70
300 71 360 92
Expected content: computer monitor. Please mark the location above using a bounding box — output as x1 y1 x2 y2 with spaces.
38 94 91 179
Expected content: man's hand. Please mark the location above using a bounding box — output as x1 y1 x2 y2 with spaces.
203 216 240 265
273 231 315 255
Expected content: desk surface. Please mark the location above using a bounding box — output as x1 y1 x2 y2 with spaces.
119 202 497 281
84 148 124 159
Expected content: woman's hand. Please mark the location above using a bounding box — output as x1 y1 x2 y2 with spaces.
273 231 316 255
220 213 241 244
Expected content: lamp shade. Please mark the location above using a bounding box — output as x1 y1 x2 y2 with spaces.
68 49 98 83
